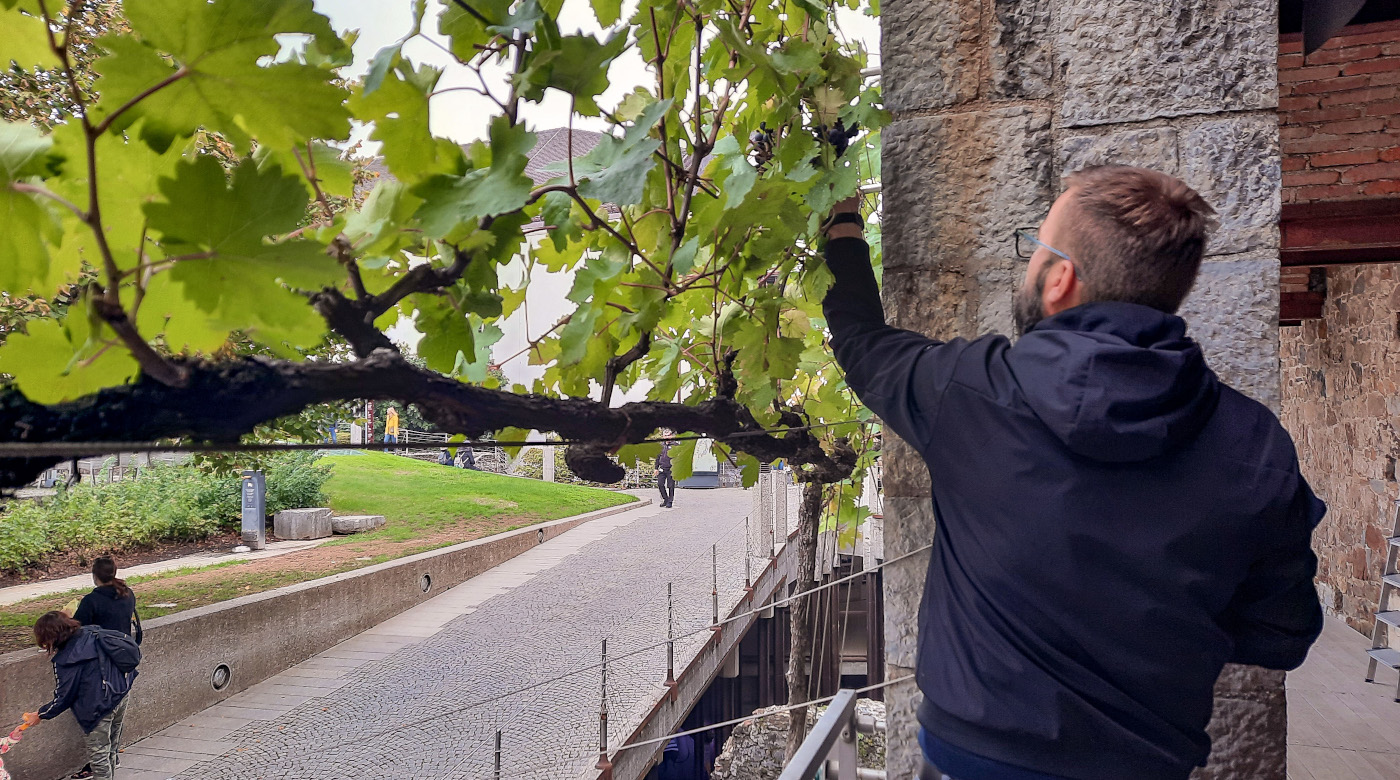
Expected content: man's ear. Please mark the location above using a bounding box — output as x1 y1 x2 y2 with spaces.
1041 259 1080 315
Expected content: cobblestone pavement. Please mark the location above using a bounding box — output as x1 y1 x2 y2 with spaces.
122 488 779 780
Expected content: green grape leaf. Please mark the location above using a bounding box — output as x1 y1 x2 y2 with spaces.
0 121 59 179
350 62 463 182
557 302 601 365
590 0 622 26
134 272 234 354
1 7 59 70
570 99 670 206
438 0 512 61
414 293 474 374
668 236 699 276
709 134 758 208
0 122 63 296
668 439 696 481
412 118 536 239
345 179 424 256
457 320 502 382
489 0 545 36
143 156 338 345
516 31 627 116
47 123 183 282
565 248 627 305
0 307 139 404
92 0 350 152
539 189 577 251
254 141 355 199
363 44 400 95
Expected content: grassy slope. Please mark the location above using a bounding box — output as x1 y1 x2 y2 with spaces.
319 451 633 543
0 453 635 651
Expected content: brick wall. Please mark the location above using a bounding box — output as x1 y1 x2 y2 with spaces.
1280 265 1400 634
1280 20 1400 203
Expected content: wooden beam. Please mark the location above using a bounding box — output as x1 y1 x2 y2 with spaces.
1280 291 1326 325
1281 199 1400 267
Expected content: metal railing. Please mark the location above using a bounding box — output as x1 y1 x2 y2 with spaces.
779 689 888 780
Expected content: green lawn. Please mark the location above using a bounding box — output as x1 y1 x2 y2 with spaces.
320 451 635 544
0 452 636 651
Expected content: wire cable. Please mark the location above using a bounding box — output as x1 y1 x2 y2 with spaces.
0 420 860 459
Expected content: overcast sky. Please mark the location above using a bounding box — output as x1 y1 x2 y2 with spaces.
313 0 880 145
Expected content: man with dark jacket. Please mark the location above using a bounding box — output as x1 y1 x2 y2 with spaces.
657 439 676 508
821 165 1324 780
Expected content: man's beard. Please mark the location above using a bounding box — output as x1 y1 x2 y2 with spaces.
1012 280 1045 338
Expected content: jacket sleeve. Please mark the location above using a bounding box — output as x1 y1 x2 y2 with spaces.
1221 476 1326 670
821 236 960 452
37 662 78 720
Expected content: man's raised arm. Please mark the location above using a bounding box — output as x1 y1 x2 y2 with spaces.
820 200 963 453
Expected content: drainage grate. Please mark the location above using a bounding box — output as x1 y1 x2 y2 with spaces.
211 663 231 691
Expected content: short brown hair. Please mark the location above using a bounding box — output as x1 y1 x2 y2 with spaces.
1063 166 1217 313
34 611 81 652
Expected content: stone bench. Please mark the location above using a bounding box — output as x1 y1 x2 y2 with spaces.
273 507 333 540
331 515 387 535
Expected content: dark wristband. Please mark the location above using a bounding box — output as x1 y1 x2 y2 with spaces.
822 212 864 231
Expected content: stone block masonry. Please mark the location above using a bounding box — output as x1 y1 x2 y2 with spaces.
881 0 1285 777
1281 264 1400 635
1280 19 1400 202
273 507 332 540
331 514 387 535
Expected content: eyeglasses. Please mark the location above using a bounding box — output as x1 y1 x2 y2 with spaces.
1014 228 1072 262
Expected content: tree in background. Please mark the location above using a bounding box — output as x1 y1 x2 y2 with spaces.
0 0 884 737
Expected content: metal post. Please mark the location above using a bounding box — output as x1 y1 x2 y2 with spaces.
711 543 721 632
493 730 501 780
665 582 677 689
745 516 753 592
596 639 612 778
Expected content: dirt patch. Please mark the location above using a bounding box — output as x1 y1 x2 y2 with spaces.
0 517 533 653
0 532 243 588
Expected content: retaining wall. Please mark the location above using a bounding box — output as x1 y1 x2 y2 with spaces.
0 499 642 780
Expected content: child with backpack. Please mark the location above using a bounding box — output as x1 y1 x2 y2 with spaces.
21 612 140 780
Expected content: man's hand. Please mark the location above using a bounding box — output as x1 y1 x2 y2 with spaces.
823 196 864 240
21 711 40 728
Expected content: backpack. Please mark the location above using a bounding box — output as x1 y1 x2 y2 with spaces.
90 626 141 707
92 627 141 672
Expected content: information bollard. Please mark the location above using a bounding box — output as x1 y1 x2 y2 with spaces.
240 470 267 551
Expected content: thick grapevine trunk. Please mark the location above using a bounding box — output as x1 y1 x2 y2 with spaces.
784 479 825 760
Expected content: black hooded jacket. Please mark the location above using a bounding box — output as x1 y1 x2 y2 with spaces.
822 237 1324 780
74 584 137 637
37 627 125 732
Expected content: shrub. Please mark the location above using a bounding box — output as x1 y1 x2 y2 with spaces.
0 452 332 574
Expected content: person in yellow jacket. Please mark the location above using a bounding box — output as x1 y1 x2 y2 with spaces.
384 407 400 444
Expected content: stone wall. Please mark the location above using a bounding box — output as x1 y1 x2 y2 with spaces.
1281 263 1400 635
881 0 1284 777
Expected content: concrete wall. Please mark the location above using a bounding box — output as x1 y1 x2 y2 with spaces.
0 500 641 780
881 0 1284 777
1281 264 1400 634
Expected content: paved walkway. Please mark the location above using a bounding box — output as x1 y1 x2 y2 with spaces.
1289 614 1400 779
118 489 764 780
0 540 329 606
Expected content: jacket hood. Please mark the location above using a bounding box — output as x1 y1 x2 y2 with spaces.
1008 301 1220 463
54 628 99 666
